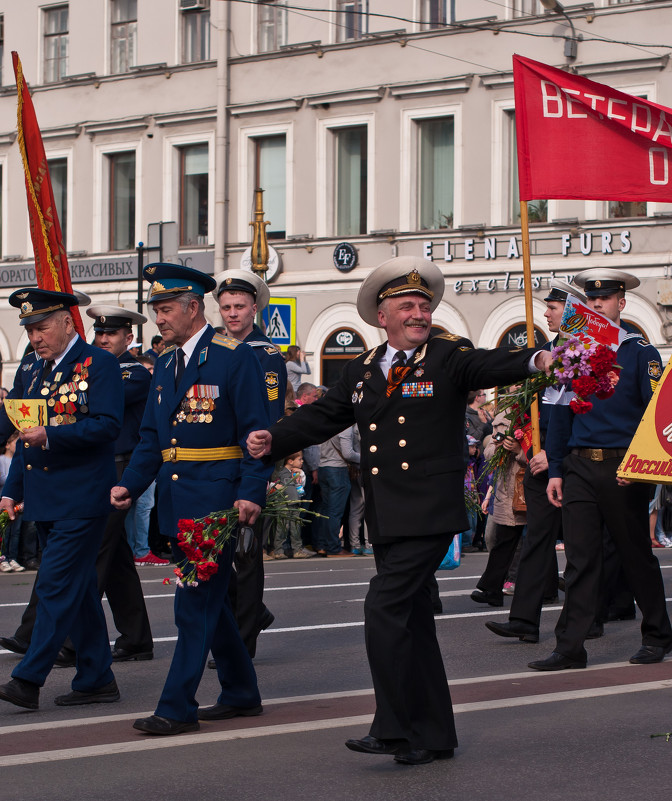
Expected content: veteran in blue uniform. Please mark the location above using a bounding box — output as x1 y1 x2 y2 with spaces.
0 289 123 711
214 269 287 659
111 264 272 736
247 257 552 765
0 304 154 666
530 268 672 672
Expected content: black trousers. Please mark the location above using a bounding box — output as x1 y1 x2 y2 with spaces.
367 533 457 750
555 453 672 662
228 519 270 659
477 523 525 595
15 458 152 653
509 468 561 628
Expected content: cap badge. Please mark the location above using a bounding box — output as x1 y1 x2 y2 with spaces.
595 280 601 288
226 277 233 285
146 266 156 275
21 302 33 314
100 315 106 323
407 270 421 285
16 292 29 300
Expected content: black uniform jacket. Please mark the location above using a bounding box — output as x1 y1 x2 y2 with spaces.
268 334 537 543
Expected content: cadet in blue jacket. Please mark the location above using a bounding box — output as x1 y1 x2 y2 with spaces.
0 289 123 711
214 269 287 660
111 264 272 736
531 268 672 671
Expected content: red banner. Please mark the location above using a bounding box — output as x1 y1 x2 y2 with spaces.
12 51 84 338
513 54 672 203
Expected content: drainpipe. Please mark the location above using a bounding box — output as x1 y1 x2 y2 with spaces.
214 0 230 273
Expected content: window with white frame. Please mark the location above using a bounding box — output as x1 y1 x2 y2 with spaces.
505 110 547 224
417 116 454 230
253 136 286 239
335 126 367 236
182 0 211 63
48 158 68 249
421 0 448 29
258 1 287 52
336 0 365 42
108 151 136 251
512 0 542 16
0 14 4 86
111 0 137 73
44 5 69 84
180 144 209 246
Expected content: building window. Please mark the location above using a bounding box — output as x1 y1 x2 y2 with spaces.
421 0 448 29
335 127 367 236
180 144 208 246
0 163 3 254
48 158 68 250
321 329 367 388
513 0 542 16
109 151 135 251
608 201 647 218
258 1 287 52
418 117 454 230
336 0 365 42
506 110 547 224
182 1 211 63
44 5 69 84
254 136 286 239
111 0 137 73
498 323 546 349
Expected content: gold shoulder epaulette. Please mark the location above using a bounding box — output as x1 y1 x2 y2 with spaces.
433 332 461 342
212 333 241 350
363 347 378 365
160 344 177 356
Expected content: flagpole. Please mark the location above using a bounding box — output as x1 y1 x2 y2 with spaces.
520 199 541 454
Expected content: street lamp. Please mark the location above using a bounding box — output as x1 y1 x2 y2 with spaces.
540 0 579 60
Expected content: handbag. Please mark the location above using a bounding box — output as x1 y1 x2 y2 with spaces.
512 467 527 513
438 533 462 570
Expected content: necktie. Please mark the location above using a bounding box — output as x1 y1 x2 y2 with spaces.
386 350 409 397
175 348 185 388
41 359 55 382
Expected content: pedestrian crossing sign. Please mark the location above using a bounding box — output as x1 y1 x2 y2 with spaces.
262 297 296 351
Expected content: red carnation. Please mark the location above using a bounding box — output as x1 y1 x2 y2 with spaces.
570 397 593 414
589 346 618 377
196 560 219 581
572 376 598 397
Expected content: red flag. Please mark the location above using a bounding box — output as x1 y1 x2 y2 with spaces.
12 51 84 338
513 54 672 204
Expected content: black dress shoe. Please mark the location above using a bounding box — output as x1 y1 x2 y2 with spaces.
587 622 604 640
345 735 409 755
394 748 454 765
133 715 200 735
606 608 636 622
485 620 539 643
197 702 263 721
0 635 30 655
24 559 41 571
54 679 120 706
528 651 587 671
111 647 154 662
629 643 672 664
0 677 40 710
470 589 503 607
54 647 76 668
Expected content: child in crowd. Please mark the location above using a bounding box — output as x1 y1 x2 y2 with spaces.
0 432 25 573
270 452 315 559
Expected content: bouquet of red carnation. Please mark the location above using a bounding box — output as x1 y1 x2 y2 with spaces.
549 337 620 414
173 484 324 587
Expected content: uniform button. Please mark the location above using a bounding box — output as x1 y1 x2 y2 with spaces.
41 445 46 450
370 445 377 453
399 439 406 447
401 462 409 470
171 438 177 445
398 416 405 424
43 467 49 472
369 423 377 431
26 464 32 470
172 474 179 481
371 467 379 475
24 442 29 449
172 420 177 427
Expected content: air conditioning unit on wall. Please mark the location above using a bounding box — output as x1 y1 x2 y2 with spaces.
180 0 210 11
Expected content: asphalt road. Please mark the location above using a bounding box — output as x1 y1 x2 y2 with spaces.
1 549 672 801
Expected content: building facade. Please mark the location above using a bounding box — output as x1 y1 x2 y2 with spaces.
1 0 672 385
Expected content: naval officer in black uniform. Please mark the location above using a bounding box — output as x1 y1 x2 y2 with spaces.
247 256 552 764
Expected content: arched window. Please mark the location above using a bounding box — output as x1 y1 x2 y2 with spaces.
497 323 547 349
320 328 367 387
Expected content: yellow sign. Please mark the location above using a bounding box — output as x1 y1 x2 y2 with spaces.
3 399 48 431
617 356 672 484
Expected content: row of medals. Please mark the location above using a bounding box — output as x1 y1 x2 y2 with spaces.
41 377 89 425
176 396 215 424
